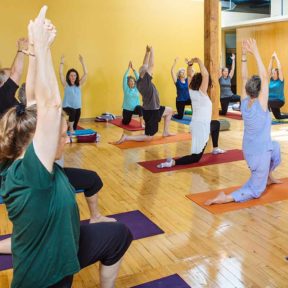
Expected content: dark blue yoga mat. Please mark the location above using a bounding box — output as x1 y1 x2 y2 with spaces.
0 210 163 271
0 196 3 204
131 274 191 288
171 115 191 125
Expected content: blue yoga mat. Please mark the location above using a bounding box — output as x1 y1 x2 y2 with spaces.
0 210 164 271
272 120 288 125
0 189 84 205
131 274 191 288
67 129 96 136
171 115 191 125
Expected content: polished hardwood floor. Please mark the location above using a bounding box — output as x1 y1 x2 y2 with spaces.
1 116 288 287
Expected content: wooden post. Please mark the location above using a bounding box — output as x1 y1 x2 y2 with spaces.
204 0 220 120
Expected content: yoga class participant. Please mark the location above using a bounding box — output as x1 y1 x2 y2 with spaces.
122 61 144 127
60 54 88 133
205 39 281 206
0 38 28 115
268 52 288 119
0 24 114 225
0 8 132 287
157 57 225 169
114 45 174 144
219 54 240 115
171 57 194 119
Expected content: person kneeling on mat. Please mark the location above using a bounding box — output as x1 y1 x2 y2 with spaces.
171 57 194 119
205 39 281 206
122 61 144 127
157 57 225 169
268 52 288 120
114 45 174 144
0 8 132 287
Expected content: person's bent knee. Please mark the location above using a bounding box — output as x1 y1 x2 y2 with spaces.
101 223 133 266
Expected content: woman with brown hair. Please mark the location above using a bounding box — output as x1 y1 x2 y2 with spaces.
157 57 224 169
0 7 132 287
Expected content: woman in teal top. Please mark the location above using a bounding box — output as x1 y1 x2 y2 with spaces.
0 8 131 287
122 61 143 127
60 54 88 133
268 52 288 119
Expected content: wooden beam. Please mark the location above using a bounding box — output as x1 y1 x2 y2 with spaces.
204 0 220 119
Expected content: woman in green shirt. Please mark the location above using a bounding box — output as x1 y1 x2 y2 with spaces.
0 7 132 288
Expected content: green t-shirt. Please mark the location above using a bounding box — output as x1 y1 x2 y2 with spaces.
0 143 80 288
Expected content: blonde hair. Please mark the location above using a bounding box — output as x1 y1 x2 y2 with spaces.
0 105 37 162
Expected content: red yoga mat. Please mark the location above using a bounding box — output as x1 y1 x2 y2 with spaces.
224 112 242 120
110 118 144 131
138 149 244 173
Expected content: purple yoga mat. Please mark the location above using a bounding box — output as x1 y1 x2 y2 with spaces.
0 234 12 271
82 210 164 240
0 210 164 271
131 274 191 288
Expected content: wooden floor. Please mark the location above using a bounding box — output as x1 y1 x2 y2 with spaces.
1 116 288 287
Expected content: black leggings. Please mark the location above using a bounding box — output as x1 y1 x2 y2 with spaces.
122 105 143 125
173 100 192 119
219 95 241 115
268 100 288 119
63 107 81 130
175 120 220 165
49 222 133 288
63 168 103 198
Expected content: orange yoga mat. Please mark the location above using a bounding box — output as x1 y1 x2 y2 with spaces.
112 133 191 149
186 178 288 214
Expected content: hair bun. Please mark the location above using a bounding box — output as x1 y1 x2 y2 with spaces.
16 103 26 116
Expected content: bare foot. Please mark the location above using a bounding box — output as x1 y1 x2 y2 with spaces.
89 215 117 224
111 134 127 144
267 174 282 185
204 191 230 206
162 132 176 137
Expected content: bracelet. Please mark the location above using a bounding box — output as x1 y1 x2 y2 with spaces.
188 64 193 67
17 50 25 54
29 53 36 57
241 60 247 62
60 62 64 65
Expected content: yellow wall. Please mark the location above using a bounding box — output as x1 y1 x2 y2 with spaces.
236 21 288 112
0 0 204 118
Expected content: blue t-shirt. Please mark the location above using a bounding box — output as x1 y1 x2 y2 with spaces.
175 78 190 102
269 79 284 102
122 69 140 111
62 85 82 109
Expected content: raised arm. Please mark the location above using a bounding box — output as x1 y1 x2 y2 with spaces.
59 55 66 87
147 46 154 76
171 58 178 83
25 22 36 106
267 55 273 79
143 45 150 66
241 41 249 100
186 58 194 86
193 58 209 94
246 39 268 111
79 54 88 86
219 53 223 79
229 54 236 79
132 63 139 80
9 38 28 85
273 52 284 81
32 6 62 172
123 62 131 91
